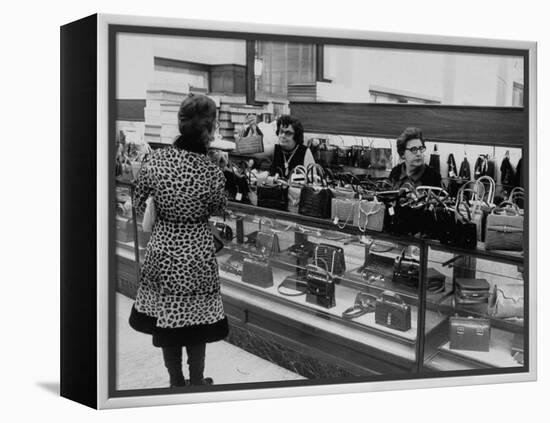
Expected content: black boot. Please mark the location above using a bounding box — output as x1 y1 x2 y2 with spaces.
162 346 187 387
186 343 213 386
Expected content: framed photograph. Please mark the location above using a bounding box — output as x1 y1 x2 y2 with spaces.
60 13 537 409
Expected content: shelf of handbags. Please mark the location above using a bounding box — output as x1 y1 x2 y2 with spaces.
211 210 452 365
421 248 525 370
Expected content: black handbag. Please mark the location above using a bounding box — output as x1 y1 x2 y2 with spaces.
255 230 280 256
449 316 491 352
314 243 345 283
392 246 420 288
224 162 250 203
257 181 289 211
298 164 333 218
242 257 274 288
374 291 411 331
455 278 490 305
305 255 336 309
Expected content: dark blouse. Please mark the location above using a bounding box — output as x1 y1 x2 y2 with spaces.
270 144 309 178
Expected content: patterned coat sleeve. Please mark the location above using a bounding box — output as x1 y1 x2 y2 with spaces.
132 155 156 216
208 166 228 217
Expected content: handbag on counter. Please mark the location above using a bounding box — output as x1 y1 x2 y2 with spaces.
449 316 491 352
488 284 524 319
454 278 490 305
257 180 289 211
242 257 274 288
484 202 524 251
305 257 336 309
356 199 385 232
374 291 411 332
299 164 333 219
287 165 307 213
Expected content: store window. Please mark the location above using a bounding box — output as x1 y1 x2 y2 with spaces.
256 41 316 97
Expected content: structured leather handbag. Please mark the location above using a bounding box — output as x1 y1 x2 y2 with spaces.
305 259 336 309
392 246 420 288
235 134 264 155
314 244 345 282
242 257 274 288
287 165 307 213
257 181 289 211
485 202 524 251
449 316 491 352
298 165 334 218
454 278 490 305
356 199 385 232
331 198 359 228
488 284 524 319
255 230 280 256
374 291 411 332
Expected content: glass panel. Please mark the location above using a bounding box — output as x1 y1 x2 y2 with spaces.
423 248 525 371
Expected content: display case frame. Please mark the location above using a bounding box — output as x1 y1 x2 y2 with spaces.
60 13 537 409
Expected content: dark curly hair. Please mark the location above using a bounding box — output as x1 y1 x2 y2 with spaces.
173 93 217 154
396 127 425 157
276 115 304 145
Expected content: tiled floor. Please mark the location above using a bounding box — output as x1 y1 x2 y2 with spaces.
116 293 304 390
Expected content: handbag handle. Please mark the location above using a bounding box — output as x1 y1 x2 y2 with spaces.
380 290 405 305
334 199 356 229
288 164 307 184
357 199 383 232
476 175 495 204
492 201 521 216
508 187 525 208
314 246 336 275
306 163 328 187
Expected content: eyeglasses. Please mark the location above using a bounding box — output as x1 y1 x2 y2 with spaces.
279 130 295 137
405 146 426 154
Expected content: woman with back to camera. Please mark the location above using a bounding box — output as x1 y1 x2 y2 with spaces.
129 93 228 387
389 127 442 189
269 114 315 178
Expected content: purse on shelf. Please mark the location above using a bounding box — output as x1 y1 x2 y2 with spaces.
374 290 411 332
314 243 346 282
454 278 490 305
255 230 280 256
306 256 336 309
298 164 334 219
331 198 359 228
449 316 491 352
488 284 524 319
242 257 274 288
342 291 377 320
392 246 420 288
224 162 251 203
484 201 524 251
277 275 308 296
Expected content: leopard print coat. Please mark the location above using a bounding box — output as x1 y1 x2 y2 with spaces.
132 146 227 329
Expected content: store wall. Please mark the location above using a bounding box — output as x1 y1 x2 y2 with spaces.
321 46 523 106
116 33 246 99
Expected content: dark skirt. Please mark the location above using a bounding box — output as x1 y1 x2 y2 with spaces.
129 305 229 348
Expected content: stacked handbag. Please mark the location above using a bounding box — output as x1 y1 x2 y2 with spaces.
454 278 491 306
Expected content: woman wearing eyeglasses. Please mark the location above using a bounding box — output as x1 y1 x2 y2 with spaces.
269 114 315 178
389 127 442 189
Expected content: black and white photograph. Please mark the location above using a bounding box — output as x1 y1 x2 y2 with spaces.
104 15 533 403
7 0 547 420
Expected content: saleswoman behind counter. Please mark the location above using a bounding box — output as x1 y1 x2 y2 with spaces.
389 127 442 189
270 115 316 178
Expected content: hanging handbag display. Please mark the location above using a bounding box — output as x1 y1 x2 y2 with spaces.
305 256 336 309
241 257 274 288
298 164 334 218
287 165 307 213
374 291 412 332
488 284 524 319
317 140 338 168
454 278 490 305
484 202 524 251
449 316 491 352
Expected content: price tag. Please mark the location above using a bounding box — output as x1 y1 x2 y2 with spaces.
389 206 395 216
235 192 243 201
